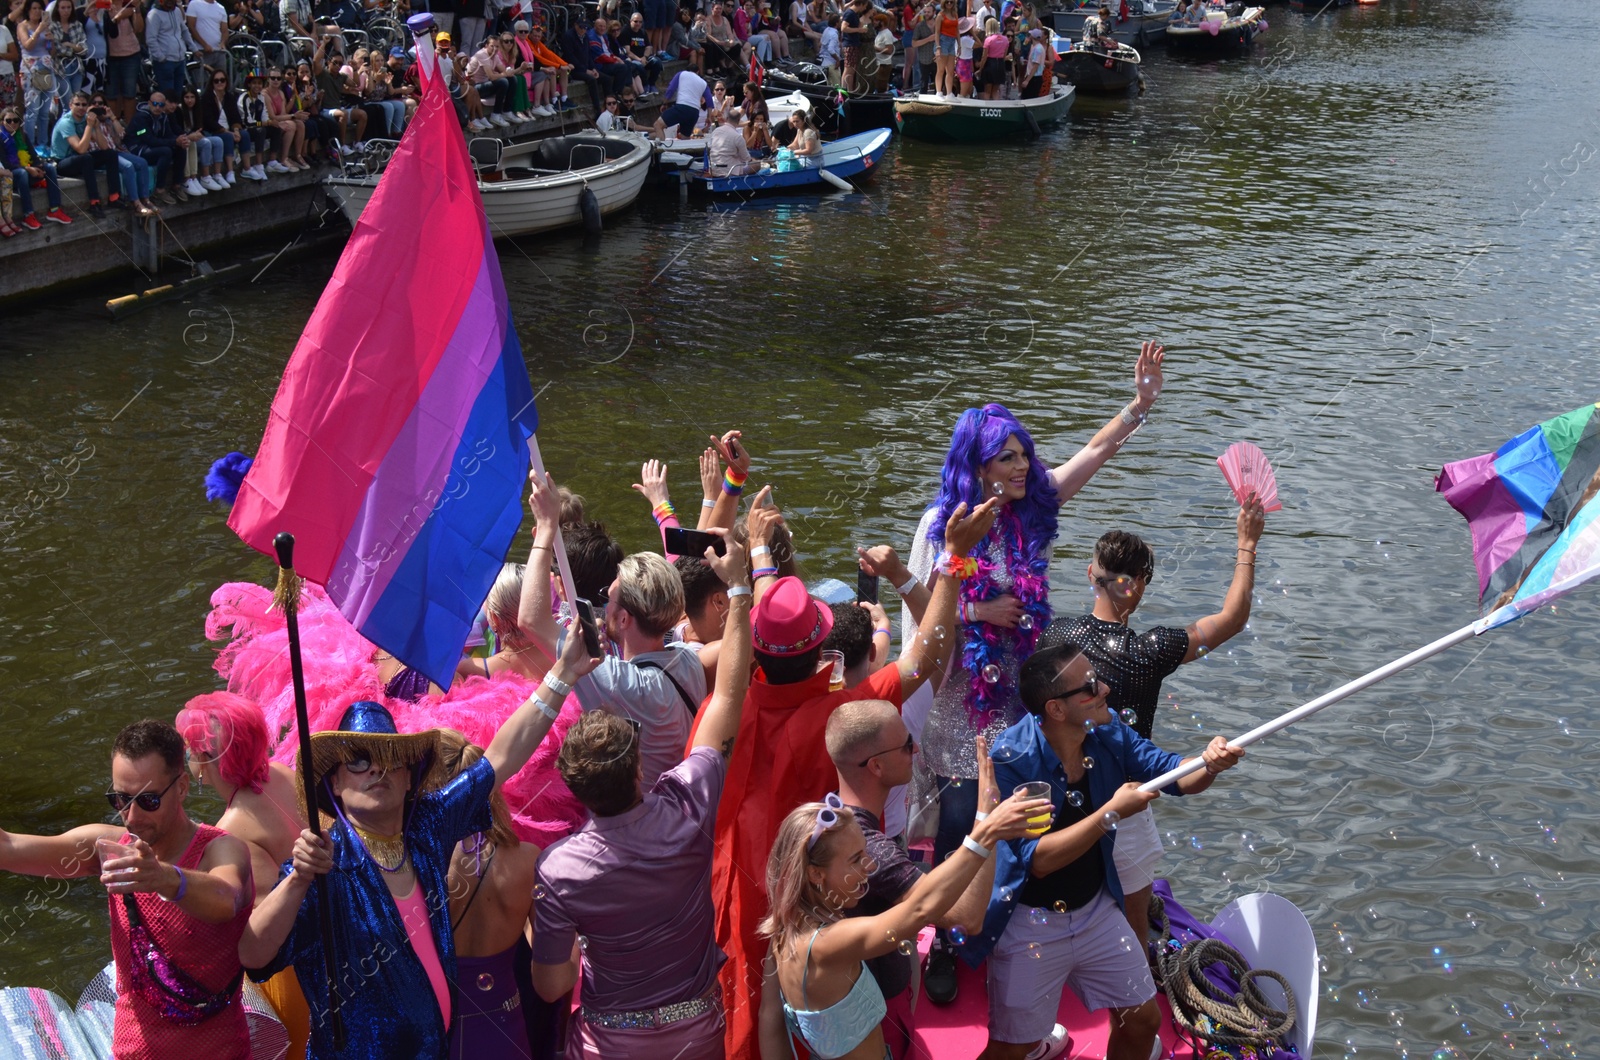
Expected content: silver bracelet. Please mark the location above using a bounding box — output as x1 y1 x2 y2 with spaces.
960 835 991 860
894 574 919 595
542 673 572 698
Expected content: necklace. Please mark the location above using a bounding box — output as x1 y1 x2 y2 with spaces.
352 824 408 873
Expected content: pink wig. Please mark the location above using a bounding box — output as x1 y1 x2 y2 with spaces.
176 691 272 794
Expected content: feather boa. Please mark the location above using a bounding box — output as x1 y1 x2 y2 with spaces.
957 508 1052 721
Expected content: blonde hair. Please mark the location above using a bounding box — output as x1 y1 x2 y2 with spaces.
435 729 519 848
824 700 899 770
614 552 685 638
984 16 998 33
485 562 528 648
759 802 858 958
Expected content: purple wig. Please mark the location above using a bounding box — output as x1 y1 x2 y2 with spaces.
927 404 1060 557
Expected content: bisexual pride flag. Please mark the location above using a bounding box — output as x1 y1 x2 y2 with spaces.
1436 402 1600 630
229 49 537 689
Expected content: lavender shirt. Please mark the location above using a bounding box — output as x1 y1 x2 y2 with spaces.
533 746 727 1011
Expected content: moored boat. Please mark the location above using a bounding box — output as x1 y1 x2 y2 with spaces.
324 132 652 238
894 85 1075 143
1055 38 1145 93
762 65 899 136
1049 0 1175 47
1165 5 1266 55
687 127 892 194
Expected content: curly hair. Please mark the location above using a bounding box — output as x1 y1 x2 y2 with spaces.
555 712 640 817
927 403 1059 557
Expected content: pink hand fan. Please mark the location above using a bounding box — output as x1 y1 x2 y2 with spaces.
1216 441 1282 512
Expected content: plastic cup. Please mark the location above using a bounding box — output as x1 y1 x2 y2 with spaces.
1014 781 1053 836
823 649 846 692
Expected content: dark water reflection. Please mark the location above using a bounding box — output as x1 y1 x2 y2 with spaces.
2 0 1598 1054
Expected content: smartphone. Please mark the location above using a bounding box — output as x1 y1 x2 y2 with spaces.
663 526 727 558
574 598 603 658
857 569 879 604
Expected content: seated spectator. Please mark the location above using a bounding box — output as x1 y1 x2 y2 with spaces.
787 107 822 168
261 68 308 171
311 22 368 149
593 92 629 133
516 22 574 113
622 12 664 91
707 104 759 175
522 473 708 789
85 91 162 214
669 7 705 75
174 86 230 194
755 0 791 60
740 80 777 153
197 67 251 182
466 33 518 127
235 72 282 177
0 105 73 230
532 530 754 1060
50 92 123 217
556 19 605 122
702 1 742 76
124 90 190 204
586 17 638 98
707 78 732 124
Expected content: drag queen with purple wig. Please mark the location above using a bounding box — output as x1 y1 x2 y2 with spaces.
906 342 1167 904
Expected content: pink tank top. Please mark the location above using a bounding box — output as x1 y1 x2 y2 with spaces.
108 823 251 1060
393 883 452 1028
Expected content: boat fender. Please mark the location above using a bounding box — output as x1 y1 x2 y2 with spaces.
580 186 602 234
818 168 854 193
1022 107 1042 140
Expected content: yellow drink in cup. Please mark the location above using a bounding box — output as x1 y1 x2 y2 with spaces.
1014 781 1053 836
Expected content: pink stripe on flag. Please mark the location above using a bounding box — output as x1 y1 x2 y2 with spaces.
328 245 507 625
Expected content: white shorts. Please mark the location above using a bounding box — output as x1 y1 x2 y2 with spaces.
1110 804 1162 894
986 889 1156 1045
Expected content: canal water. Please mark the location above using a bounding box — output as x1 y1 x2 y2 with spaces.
2 0 1597 1055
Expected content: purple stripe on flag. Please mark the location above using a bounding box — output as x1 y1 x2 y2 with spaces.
327 249 508 624
1435 452 1530 599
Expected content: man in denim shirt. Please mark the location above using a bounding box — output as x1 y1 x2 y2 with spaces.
963 641 1243 1060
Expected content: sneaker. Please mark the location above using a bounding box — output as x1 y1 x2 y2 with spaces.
154 188 177 205
173 184 189 202
30 211 54 228
266 159 292 174
245 165 268 181
89 201 106 219
560 97 576 111
467 118 488 132
536 104 556 117
1024 1024 1071 1060
225 169 238 185
339 143 355 156
199 176 221 192
490 113 511 127
923 937 958 1006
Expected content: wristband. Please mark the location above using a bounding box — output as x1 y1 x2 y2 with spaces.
960 835 991 860
651 500 676 525
542 673 572 698
701 498 716 508
874 627 890 637
752 566 779 580
722 467 748 495
750 545 772 558
894 573 919 595
973 809 989 822
938 551 979 580
531 688 562 722
160 866 187 903
727 584 752 599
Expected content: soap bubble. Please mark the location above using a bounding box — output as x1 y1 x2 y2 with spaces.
992 481 1004 495
1189 836 1203 850
948 926 967 946
999 887 1013 903
897 939 915 957
1018 613 1034 631
1101 810 1120 832
1082 756 1095 769
533 883 548 900
476 973 495 991
1066 791 1084 808
1052 901 1068 913
933 625 947 640
982 664 1001 684
1026 942 1042 959
1029 907 1049 926
1083 720 1097 734
1119 709 1137 725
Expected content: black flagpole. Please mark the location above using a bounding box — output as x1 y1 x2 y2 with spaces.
273 532 344 1049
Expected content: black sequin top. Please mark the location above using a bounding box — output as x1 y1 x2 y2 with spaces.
1039 615 1189 740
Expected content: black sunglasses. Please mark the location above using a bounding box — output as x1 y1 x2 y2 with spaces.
1049 670 1101 705
341 747 376 775
856 732 914 769
1 118 18 125
105 772 183 813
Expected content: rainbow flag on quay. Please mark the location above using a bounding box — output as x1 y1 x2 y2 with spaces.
1436 402 1600 630
228 47 537 689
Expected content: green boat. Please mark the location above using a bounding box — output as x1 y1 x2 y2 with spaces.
893 85 1076 143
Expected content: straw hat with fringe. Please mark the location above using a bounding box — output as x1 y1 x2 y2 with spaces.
301 700 449 826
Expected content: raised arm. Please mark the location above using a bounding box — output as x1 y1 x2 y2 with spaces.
516 470 566 656
746 485 784 605
897 498 1000 698
811 787 1045 966
856 544 929 626
1181 495 1265 663
0 823 119 879
689 530 752 758
695 446 721 530
704 429 750 532
1047 341 1165 503
631 458 680 552
937 736 1003 930
486 625 601 791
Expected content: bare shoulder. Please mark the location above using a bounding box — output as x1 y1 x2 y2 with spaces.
197 829 253 870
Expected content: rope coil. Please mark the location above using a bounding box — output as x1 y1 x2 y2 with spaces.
1150 895 1297 1053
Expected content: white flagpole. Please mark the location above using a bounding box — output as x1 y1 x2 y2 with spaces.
527 436 581 609
1137 620 1480 793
